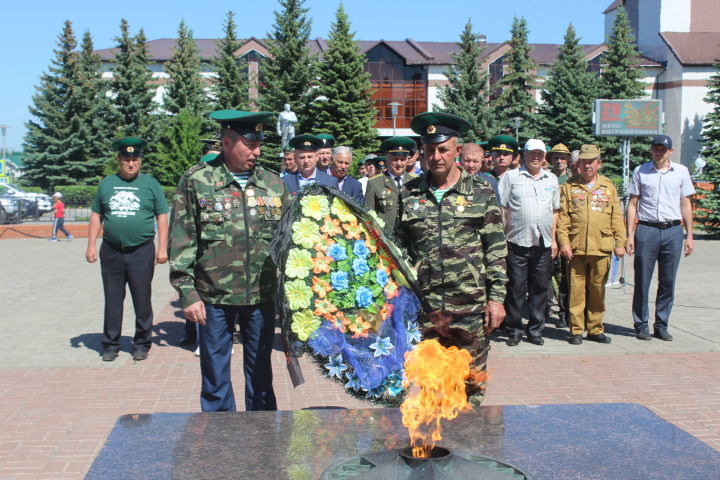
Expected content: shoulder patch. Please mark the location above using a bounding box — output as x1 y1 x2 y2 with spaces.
185 161 207 177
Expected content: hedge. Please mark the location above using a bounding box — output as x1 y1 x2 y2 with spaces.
54 185 177 206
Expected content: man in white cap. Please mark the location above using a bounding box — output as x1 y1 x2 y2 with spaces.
499 139 560 346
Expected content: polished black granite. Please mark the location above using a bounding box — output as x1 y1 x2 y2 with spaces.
86 403 720 480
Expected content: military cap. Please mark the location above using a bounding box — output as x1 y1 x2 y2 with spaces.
550 143 571 155
289 134 323 151
487 135 519 154
477 141 488 148
380 136 417 156
373 156 386 169
410 112 470 144
209 110 273 142
201 138 222 151
112 137 146 156
200 153 219 162
315 133 336 148
578 144 601 160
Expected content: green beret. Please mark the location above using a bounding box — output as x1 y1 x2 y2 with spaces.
315 133 336 148
200 153 219 162
209 110 274 142
487 135 519 153
410 112 470 144
373 156 386 169
380 136 417 155
289 134 322 151
112 137 146 156
477 141 488 147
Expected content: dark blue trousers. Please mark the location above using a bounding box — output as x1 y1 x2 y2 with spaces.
200 304 277 412
632 224 684 332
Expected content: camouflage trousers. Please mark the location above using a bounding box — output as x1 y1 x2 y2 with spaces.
421 312 490 406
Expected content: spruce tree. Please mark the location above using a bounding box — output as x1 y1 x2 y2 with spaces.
22 21 84 189
494 16 539 141
310 5 378 158
537 24 598 150
110 20 158 141
598 6 648 179
154 108 203 186
75 30 114 183
696 53 720 234
212 11 249 110
163 20 210 116
434 19 494 142
259 0 318 162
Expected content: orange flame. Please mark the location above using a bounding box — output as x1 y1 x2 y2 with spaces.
400 339 473 458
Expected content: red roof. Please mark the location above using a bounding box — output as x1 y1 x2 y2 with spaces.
660 32 720 66
603 1 622 14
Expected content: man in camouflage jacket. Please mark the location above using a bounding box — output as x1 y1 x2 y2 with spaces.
396 112 508 405
169 110 290 412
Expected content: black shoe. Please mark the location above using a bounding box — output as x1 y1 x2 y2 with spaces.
506 335 521 346
636 329 652 340
586 333 612 344
179 336 196 347
653 330 673 341
102 350 118 362
132 349 148 361
556 315 567 329
232 332 242 344
527 335 544 346
568 334 582 345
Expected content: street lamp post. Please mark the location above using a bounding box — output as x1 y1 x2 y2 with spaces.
511 117 521 142
388 102 402 136
0 125 7 162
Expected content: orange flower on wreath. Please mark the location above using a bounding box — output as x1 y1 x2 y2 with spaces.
312 253 333 274
343 220 364 240
348 316 372 338
328 311 350 332
364 234 379 254
379 302 393 320
384 280 399 299
320 216 343 237
314 234 335 254
377 255 393 274
314 298 338 319
312 276 332 298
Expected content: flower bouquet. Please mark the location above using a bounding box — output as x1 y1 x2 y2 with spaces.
270 184 424 406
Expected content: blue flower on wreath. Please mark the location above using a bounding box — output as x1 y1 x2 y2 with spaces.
330 271 349 291
384 373 404 398
355 286 374 308
327 243 347 261
345 371 361 391
406 323 421 344
366 387 384 399
353 240 370 259
324 354 348 379
370 337 394 357
352 258 370 276
375 269 389 288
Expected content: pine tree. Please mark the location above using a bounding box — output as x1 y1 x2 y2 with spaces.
537 24 598 150
212 11 249 110
310 5 378 158
75 30 114 183
494 16 539 141
434 19 494 142
696 53 720 234
259 0 318 162
598 6 649 179
163 20 210 116
22 21 84 189
154 109 203 186
110 20 158 141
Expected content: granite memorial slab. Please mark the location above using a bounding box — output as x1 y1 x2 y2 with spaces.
86 403 720 479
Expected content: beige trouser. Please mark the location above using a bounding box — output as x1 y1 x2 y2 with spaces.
568 255 610 336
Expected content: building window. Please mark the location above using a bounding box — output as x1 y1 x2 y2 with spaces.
365 44 427 129
488 56 504 101
587 53 602 75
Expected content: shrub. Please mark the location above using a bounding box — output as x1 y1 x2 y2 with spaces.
55 186 97 206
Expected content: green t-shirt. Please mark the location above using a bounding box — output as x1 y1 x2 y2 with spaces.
92 173 169 247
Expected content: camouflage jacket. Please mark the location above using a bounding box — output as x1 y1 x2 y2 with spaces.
395 168 508 316
365 171 415 232
169 154 291 308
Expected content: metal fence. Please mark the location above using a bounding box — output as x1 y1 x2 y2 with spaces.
0 196 93 225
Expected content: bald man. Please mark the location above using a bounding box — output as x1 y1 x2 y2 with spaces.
460 143 500 207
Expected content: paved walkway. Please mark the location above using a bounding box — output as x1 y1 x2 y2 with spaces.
0 238 718 478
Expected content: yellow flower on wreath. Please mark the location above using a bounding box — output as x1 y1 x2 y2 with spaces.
286 248 314 279
320 216 343 237
291 310 321 341
300 195 330 220
292 218 322 248
331 198 355 223
286 279 313 310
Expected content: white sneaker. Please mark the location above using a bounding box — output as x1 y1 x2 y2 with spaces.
194 347 234 357
66 235 73 242
49 238 58 242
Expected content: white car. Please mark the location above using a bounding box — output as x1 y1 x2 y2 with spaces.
0 184 53 214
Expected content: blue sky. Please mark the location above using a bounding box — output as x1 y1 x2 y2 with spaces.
0 0 611 151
